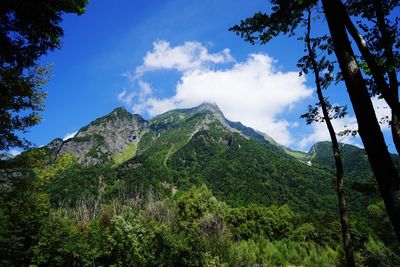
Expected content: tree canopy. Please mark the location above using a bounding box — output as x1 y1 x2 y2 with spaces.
231 0 400 242
0 0 88 150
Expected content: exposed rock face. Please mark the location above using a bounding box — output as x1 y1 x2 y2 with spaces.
194 102 277 145
47 138 63 151
45 103 279 166
306 143 319 162
46 138 64 159
48 107 146 165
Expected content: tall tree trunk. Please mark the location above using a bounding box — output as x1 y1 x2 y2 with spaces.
372 0 400 155
321 0 400 242
305 9 355 266
340 0 400 155
339 1 400 128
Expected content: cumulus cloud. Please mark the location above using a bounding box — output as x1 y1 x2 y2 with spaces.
118 40 313 146
134 40 233 77
63 131 78 141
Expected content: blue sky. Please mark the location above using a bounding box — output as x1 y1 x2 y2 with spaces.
13 0 396 154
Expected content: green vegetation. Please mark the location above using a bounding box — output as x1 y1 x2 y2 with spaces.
231 0 400 243
1 106 399 265
308 141 372 180
283 147 308 162
113 143 137 165
1 176 398 266
0 0 88 150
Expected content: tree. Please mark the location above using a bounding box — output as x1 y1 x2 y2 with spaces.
230 0 400 243
299 8 355 266
342 0 400 154
0 0 88 150
321 0 400 243
0 173 50 265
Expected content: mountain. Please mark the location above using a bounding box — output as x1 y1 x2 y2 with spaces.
306 141 372 180
118 103 334 209
44 103 278 166
1 103 380 214
46 107 146 165
2 104 399 266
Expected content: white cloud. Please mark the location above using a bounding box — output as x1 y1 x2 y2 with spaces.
9 149 22 157
119 40 313 146
134 40 233 77
298 113 360 150
298 96 391 150
118 90 136 106
131 81 154 114
63 131 78 141
138 80 152 96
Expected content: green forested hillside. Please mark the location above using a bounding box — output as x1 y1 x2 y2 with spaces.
305 141 400 204
307 141 400 180
307 141 374 180
0 104 399 266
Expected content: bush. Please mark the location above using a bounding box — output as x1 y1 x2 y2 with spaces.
31 216 81 266
229 239 339 267
363 235 400 266
230 240 259 266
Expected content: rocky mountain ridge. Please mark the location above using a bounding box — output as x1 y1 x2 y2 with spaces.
46 107 145 165
41 103 385 173
45 103 278 166
1 103 383 212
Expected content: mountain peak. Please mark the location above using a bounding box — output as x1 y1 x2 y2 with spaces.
198 102 219 108
190 102 276 146
109 106 132 117
197 102 222 112
48 106 146 165
102 106 145 124
112 106 127 113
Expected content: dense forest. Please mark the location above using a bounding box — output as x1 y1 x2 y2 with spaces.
1 105 399 266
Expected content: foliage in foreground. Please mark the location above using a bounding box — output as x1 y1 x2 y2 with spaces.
0 0 88 150
1 173 399 266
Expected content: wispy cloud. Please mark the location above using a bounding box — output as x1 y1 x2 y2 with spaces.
118 90 136 106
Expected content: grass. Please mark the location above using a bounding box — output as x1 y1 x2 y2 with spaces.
283 148 307 161
113 143 137 165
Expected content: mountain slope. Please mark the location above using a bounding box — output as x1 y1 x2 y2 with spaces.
2 104 379 214
104 104 374 212
47 107 146 165
1 104 398 266
306 141 400 179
